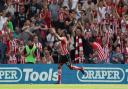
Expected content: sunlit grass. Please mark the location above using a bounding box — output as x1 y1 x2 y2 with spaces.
0 84 128 89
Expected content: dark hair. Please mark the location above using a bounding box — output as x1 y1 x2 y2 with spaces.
5 12 12 17
89 37 95 43
113 44 121 51
63 6 68 9
28 37 33 42
69 9 76 14
0 10 3 13
118 0 124 7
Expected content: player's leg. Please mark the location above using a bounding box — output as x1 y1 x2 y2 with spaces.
65 54 85 74
57 63 63 84
67 63 85 74
57 55 65 84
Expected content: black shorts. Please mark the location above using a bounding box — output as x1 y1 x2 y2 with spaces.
59 54 71 65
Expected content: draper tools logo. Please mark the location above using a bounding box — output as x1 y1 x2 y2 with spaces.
0 67 22 82
23 68 58 82
0 67 58 83
77 67 125 82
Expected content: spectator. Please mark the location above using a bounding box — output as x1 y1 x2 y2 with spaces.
89 37 106 64
0 0 6 11
40 6 51 28
46 30 55 48
27 0 40 19
24 38 37 64
44 47 54 64
5 0 15 16
49 0 59 27
71 0 79 10
6 12 14 32
111 45 124 64
97 0 107 24
21 20 36 43
33 35 45 64
116 0 125 17
0 0 127 64
17 40 25 64
0 11 7 31
16 6 27 29
82 0 95 10
0 36 7 64
63 0 69 9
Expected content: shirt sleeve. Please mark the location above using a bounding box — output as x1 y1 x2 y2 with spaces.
61 37 66 44
92 43 98 50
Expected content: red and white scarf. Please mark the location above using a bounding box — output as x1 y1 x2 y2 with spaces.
103 31 110 63
35 42 42 62
75 36 84 63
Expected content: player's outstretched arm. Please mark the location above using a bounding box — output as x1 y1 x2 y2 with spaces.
50 28 64 41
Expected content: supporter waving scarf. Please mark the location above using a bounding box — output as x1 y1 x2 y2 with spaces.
75 36 84 63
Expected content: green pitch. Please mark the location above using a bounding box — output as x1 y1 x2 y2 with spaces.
0 84 128 89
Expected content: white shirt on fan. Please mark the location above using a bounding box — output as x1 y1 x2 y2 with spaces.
71 0 79 9
5 5 16 16
97 6 107 23
63 0 69 9
0 16 7 31
46 33 55 47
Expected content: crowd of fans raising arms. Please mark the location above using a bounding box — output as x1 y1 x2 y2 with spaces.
0 0 128 64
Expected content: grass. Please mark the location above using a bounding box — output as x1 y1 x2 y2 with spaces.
0 84 128 89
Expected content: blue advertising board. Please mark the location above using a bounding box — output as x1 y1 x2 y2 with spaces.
0 64 128 84
0 64 58 84
62 64 128 84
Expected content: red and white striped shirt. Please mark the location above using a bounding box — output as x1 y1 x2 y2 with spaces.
12 0 25 12
10 39 19 55
92 42 106 61
8 55 17 64
35 42 42 50
58 37 69 55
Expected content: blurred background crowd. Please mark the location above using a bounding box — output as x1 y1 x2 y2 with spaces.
0 0 128 64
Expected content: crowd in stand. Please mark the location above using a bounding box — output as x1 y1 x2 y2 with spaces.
0 0 128 64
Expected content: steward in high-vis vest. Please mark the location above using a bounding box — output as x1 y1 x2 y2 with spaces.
24 38 37 64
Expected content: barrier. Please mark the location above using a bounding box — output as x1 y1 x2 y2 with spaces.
0 64 58 84
0 64 128 84
62 64 128 84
